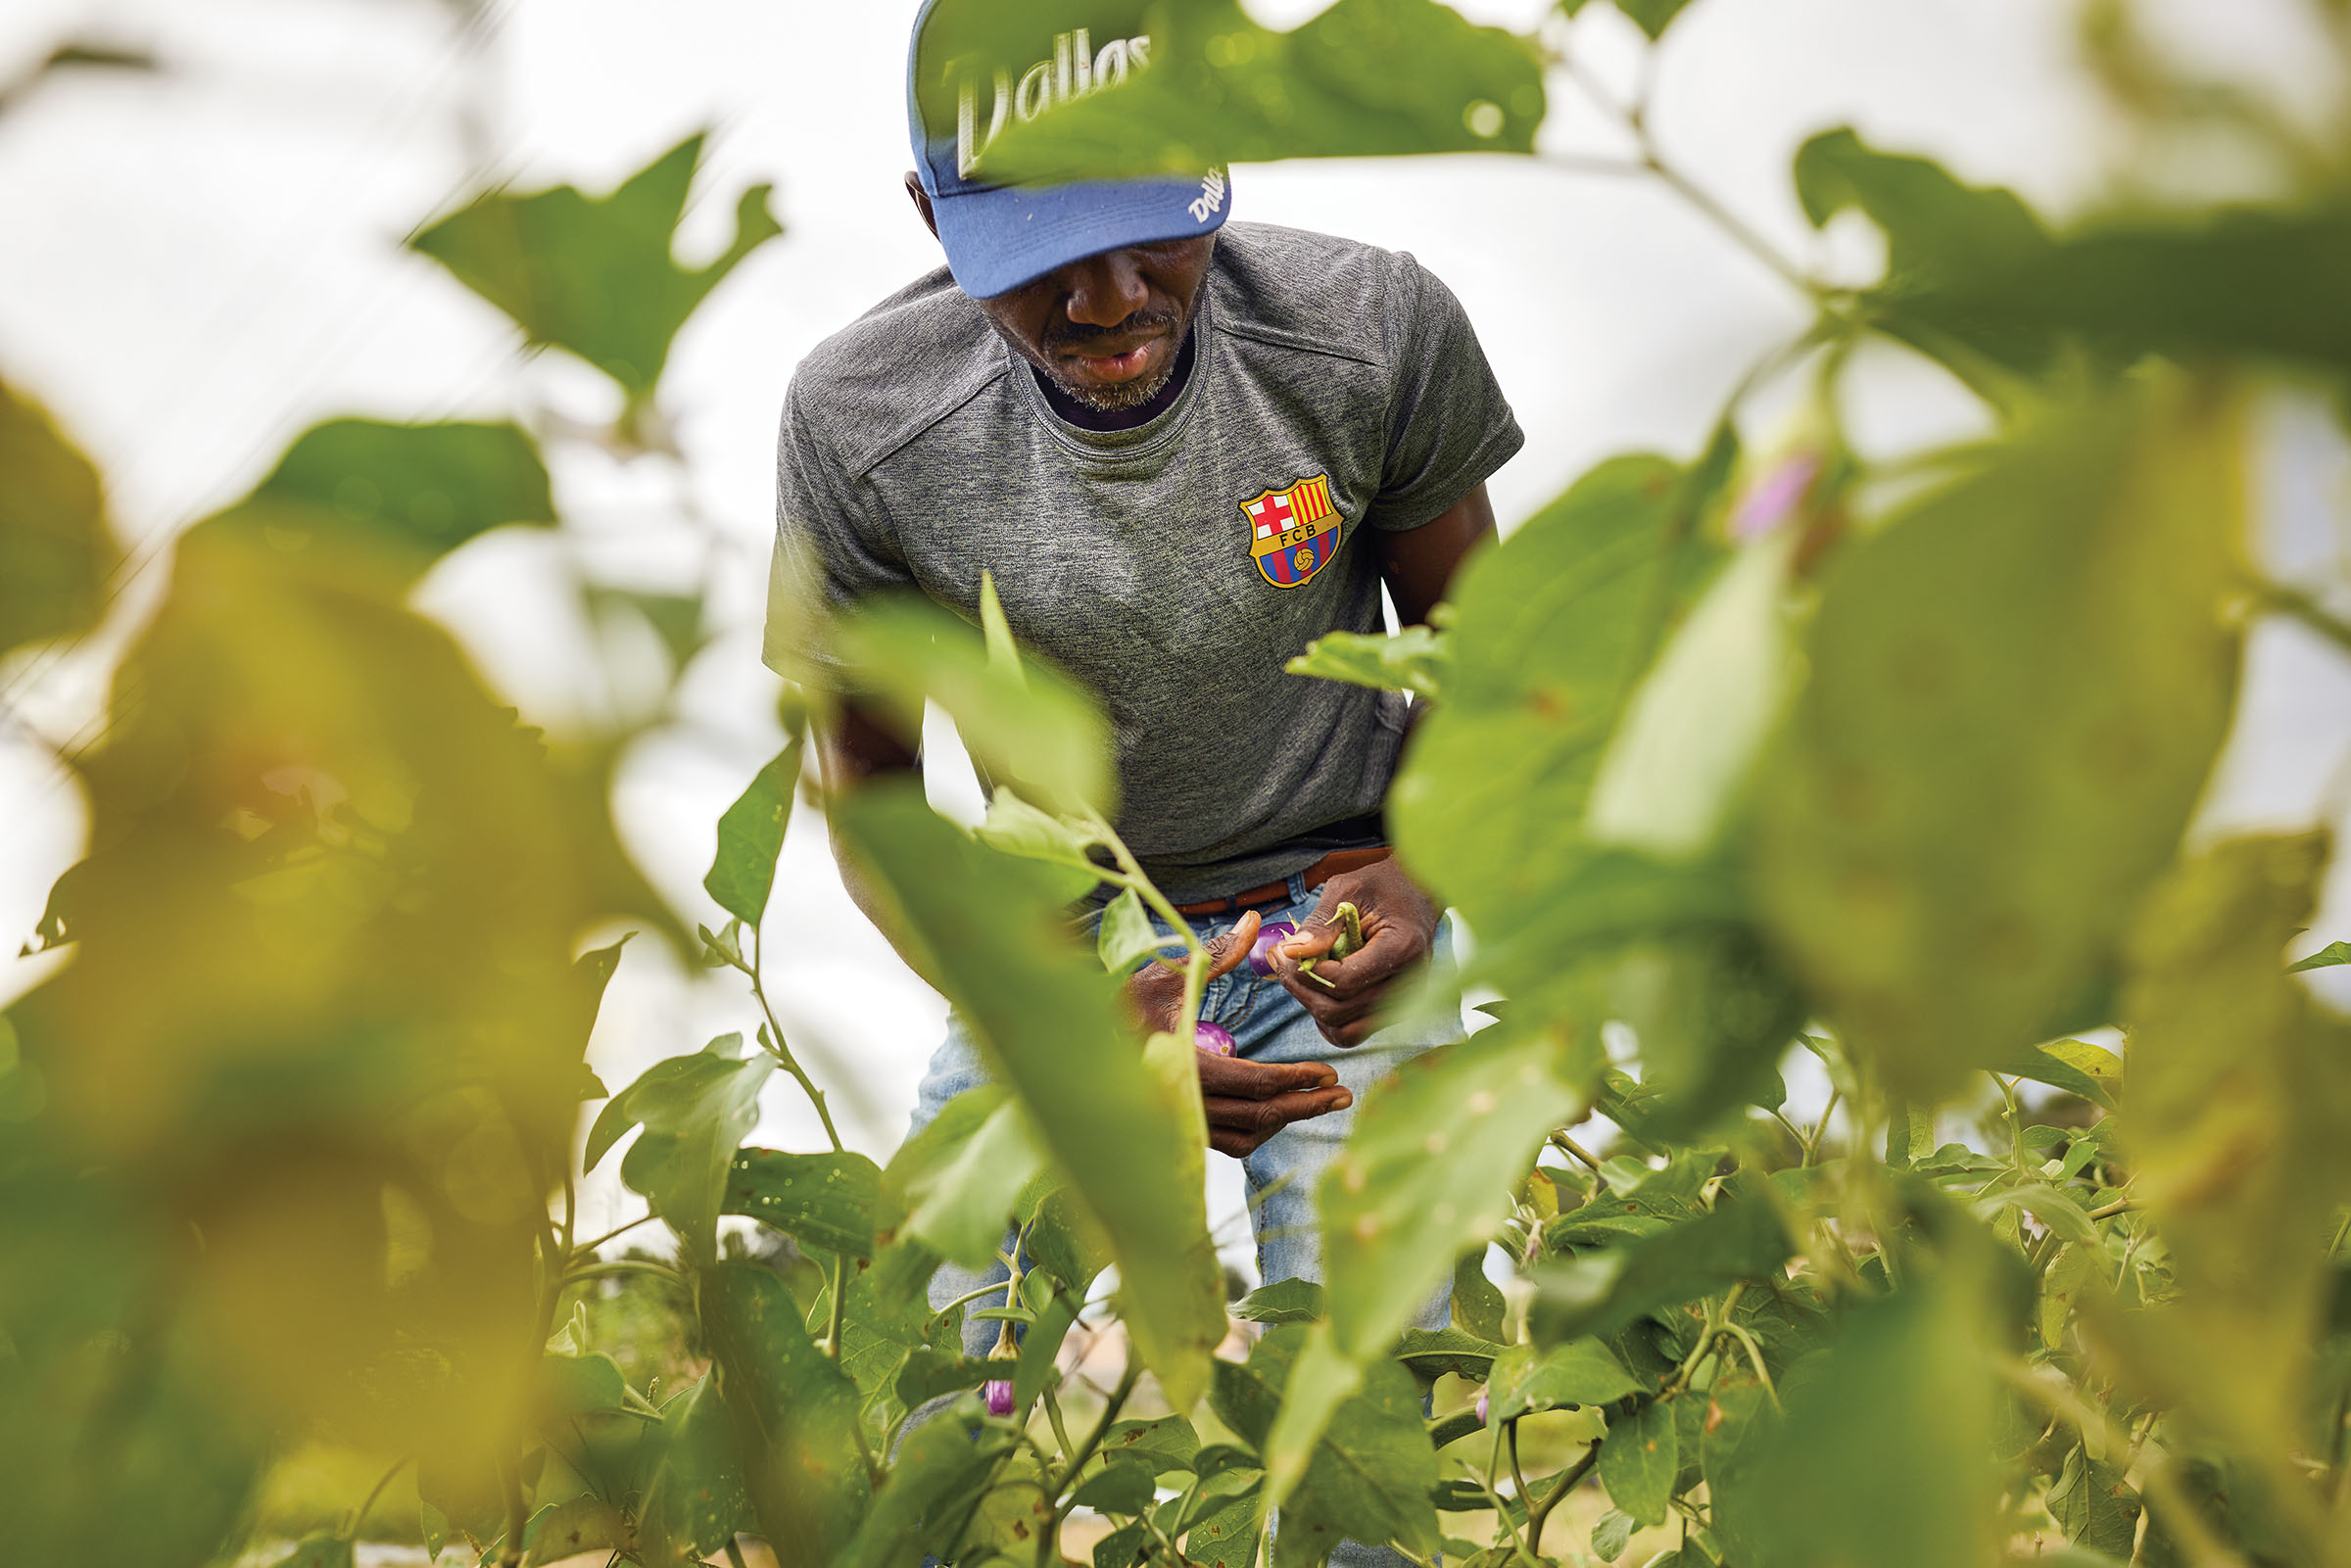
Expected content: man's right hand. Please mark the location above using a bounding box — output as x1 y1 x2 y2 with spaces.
1125 908 1356 1160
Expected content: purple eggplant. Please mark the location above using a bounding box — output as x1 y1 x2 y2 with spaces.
984 1379 1015 1418
1195 1021 1236 1057
1247 921 1300 976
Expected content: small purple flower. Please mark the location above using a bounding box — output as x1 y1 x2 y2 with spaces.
1247 921 1300 976
984 1379 1015 1418
1474 1388 1490 1426
1730 451 1821 542
1195 1022 1237 1057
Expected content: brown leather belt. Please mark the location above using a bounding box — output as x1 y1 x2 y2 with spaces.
1173 846 1391 917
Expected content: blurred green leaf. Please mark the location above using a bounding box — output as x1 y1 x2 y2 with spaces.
700 1261 870 1558
1097 886 1167 974
1531 1186 1793 1343
900 1093 1043 1268
1285 625 1451 700
1795 127 2050 290
1487 1338 1641 1419
639 1375 751 1565
1024 1183 1113 1294
1392 452 1727 937
539 1351 628 1420
1211 1324 1439 1567
1561 0 1703 42
892 1347 994 1408
837 594 1114 819
2112 833 2351 1462
410 133 781 400
1753 374 2246 1098
1707 1259 2000 1568
1013 1268 1080 1410
200 418 555 585
1075 1463 1158 1515
1599 1397 1676 1527
836 1405 1019 1568
724 1147 888 1259
703 727 807 927
588 1034 776 1261
1591 1506 1636 1562
1319 1020 1586 1359
1183 1490 1265 1568
833 784 1223 1404
973 0 1544 183
0 377 117 657
1101 1413 1204 1474
1392 1326 1505 1387
267 1535 354 1568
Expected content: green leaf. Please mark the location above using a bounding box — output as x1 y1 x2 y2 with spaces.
1096 1519 1153 1568
2112 833 2351 1460
1392 1326 1506 1388
1210 1324 1439 1567
1024 1184 1113 1295
586 1034 776 1260
1097 887 1169 974
524 1496 629 1565
1793 127 2050 295
1487 1338 1641 1420
1598 1398 1677 1528
703 727 807 927
1591 1506 1637 1562
199 418 555 585
1392 452 1728 938
724 1147 888 1259
1753 373 2245 1099
1706 1259 2000 1568
837 1406 1020 1568
1999 1037 2123 1109
973 787 1105 882
0 378 118 657
1075 1463 1159 1515
1234 1277 1326 1325
1530 1187 1794 1343
969 0 1545 183
892 1348 995 1408
1182 1490 1265 1568
2289 939 2351 973
1101 1414 1205 1475
410 132 782 399
267 1535 355 1568
837 594 1114 818
1612 0 1701 40
899 1094 1045 1268
1285 625 1451 700
834 784 1223 1405
1452 1250 1508 1342
699 1261 871 1559
1013 1270 1080 1411
1319 1021 1586 1359
1975 1182 2100 1248
2049 1445 2142 1559
539 1351 628 1420
640 1375 752 1565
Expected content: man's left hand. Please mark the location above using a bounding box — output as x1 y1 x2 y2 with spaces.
1270 858 1440 1047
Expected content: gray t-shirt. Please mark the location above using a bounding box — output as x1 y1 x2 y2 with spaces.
766 221 1522 902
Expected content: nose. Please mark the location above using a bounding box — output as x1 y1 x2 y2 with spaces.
1060 248 1150 328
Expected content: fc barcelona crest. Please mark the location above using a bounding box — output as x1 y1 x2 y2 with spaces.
1241 473 1343 589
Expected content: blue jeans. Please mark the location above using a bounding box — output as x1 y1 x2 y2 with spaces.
907 873 1462 1566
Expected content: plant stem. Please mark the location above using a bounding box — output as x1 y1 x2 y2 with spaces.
748 925 844 1153
1524 1441 1602 1557
723 1540 750 1568
497 1460 527 1568
2086 1196 2142 1222
1802 1087 1841 1167
1089 817 1217 1042
1663 1280 1749 1395
1047 1359 1143 1498
1039 1384 1079 1468
568 1212 657 1259
562 1259 685 1290
344 1453 410 1542
1550 1131 1606 1175
2253 576 2351 655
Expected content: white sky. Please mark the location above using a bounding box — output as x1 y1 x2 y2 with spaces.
1 0 2346 1259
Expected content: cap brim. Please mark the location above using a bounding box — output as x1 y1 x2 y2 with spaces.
931 174 1229 300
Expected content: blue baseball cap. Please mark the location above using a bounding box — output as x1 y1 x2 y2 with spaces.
906 0 1231 300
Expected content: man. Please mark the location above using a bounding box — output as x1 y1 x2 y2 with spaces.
765 0 1519 1511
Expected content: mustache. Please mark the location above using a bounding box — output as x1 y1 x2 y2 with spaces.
1043 308 1181 350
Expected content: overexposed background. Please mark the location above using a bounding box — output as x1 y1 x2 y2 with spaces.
2 0 2346 1268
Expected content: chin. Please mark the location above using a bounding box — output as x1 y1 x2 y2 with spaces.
1051 356 1177 413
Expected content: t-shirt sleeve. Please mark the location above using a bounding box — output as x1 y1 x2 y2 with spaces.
761 375 916 680
1366 252 1524 532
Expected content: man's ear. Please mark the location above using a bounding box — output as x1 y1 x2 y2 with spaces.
903 172 939 239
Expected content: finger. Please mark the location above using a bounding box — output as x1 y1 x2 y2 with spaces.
1289 926 1423 1000
1197 1054 1339 1099
1202 909 1262 984
1204 1087 1353 1140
